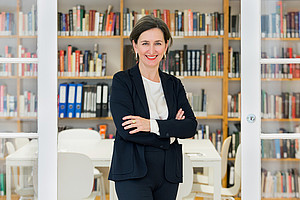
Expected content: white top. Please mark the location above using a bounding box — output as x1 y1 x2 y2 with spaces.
142 76 175 143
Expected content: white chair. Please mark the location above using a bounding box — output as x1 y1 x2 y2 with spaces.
58 129 106 200
58 152 94 200
14 138 30 150
194 136 232 184
191 145 241 200
6 142 34 200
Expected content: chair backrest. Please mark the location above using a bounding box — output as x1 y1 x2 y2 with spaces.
14 138 30 150
58 152 94 200
176 154 193 200
227 144 241 196
221 136 232 179
58 129 101 150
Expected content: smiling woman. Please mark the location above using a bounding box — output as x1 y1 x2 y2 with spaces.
108 15 197 200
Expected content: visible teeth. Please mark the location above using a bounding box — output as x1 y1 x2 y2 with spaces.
147 55 156 59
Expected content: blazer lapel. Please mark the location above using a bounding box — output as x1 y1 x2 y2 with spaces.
159 70 174 120
130 64 150 118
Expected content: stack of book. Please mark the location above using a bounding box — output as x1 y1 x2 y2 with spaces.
19 90 37 117
0 85 17 117
0 12 15 35
18 4 37 36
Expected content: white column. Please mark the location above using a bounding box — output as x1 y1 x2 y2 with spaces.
37 0 58 199
241 0 261 199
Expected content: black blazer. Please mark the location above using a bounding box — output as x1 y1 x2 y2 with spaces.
108 64 197 183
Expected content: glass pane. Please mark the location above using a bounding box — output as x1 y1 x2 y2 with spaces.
4 137 38 199
261 0 300 199
261 138 299 198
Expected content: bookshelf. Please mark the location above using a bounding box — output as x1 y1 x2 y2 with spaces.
259 0 300 199
56 0 242 198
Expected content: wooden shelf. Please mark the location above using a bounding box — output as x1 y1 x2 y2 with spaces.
0 35 17 38
262 158 300 162
228 37 241 40
58 36 121 39
59 117 113 120
58 76 113 80
122 35 224 39
20 76 37 79
0 194 20 200
178 76 223 79
261 198 300 200
262 118 300 122
19 35 37 39
196 115 223 120
228 78 241 81
262 37 300 41
262 78 300 81
228 118 241 121
0 76 18 79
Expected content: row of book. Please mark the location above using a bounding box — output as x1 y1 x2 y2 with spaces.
123 8 224 37
262 1 300 38
0 85 17 117
261 48 300 79
186 89 207 117
261 168 300 198
58 44 107 77
228 92 241 118
20 90 37 117
228 7 240 38
19 45 37 77
0 46 14 77
228 47 240 78
58 83 110 119
0 12 15 35
18 4 37 36
262 127 300 159
58 5 120 36
124 44 224 77
261 90 300 119
0 45 37 77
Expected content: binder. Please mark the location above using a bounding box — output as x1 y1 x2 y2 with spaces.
58 83 68 118
96 83 102 117
101 83 109 117
67 83 77 118
75 83 83 118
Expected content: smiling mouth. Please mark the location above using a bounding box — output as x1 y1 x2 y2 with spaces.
146 55 158 60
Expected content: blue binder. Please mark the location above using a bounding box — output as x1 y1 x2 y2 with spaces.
75 83 83 118
67 83 77 118
58 83 68 118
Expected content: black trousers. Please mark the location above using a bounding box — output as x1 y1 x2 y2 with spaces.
115 146 179 200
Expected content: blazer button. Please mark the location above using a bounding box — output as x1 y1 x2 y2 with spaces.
166 133 169 137
160 145 163 148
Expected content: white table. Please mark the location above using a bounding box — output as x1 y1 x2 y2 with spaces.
6 139 221 200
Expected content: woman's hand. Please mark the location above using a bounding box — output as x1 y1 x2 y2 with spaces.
122 115 150 134
176 108 185 120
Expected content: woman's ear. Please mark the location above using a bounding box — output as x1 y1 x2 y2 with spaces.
165 40 169 52
132 40 137 53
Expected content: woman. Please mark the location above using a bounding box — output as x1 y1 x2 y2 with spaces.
108 15 197 200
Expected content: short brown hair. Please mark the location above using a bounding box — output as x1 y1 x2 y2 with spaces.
129 15 173 54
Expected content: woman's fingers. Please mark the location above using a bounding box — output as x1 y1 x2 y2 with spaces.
122 115 150 134
176 108 185 120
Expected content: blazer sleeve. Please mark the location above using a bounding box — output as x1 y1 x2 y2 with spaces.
156 79 197 139
110 72 170 150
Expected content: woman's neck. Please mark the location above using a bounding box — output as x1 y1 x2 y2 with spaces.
138 63 160 83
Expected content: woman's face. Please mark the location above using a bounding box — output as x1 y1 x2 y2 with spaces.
133 28 168 70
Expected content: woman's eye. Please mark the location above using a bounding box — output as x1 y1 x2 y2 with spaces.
155 43 162 45
142 43 148 45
